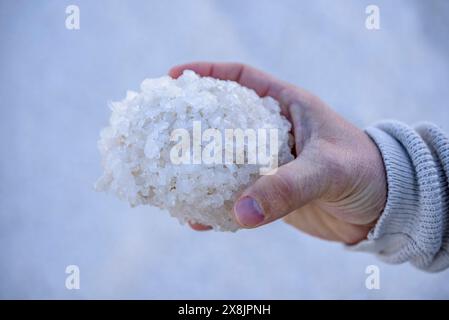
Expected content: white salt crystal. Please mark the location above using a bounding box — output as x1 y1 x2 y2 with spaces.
96 70 293 231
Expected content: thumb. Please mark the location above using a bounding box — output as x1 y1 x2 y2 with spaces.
234 157 324 228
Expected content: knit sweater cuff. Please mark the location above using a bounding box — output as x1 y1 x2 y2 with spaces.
350 127 420 260
350 122 449 271
365 127 419 239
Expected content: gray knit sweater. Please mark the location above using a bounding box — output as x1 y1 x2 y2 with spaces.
351 121 449 272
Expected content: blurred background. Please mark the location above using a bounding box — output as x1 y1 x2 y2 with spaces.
1 0 449 299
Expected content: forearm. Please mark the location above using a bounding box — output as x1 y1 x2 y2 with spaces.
351 120 449 272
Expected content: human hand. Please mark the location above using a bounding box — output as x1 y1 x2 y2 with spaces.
169 62 387 244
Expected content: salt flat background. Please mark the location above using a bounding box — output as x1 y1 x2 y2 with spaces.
1 0 449 299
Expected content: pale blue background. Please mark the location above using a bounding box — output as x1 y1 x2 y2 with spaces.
1 0 449 299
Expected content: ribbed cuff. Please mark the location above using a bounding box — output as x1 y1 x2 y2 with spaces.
349 127 423 263
349 121 449 272
365 126 419 239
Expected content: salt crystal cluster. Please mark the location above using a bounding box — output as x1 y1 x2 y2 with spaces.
96 70 294 231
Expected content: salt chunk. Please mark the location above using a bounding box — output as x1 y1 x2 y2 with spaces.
96 70 293 231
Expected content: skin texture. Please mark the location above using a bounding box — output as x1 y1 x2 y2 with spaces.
170 62 387 244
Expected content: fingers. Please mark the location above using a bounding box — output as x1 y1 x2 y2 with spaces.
188 222 212 231
169 62 291 103
170 62 327 231
233 156 326 228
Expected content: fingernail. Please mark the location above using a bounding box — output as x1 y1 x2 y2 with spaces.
234 196 264 227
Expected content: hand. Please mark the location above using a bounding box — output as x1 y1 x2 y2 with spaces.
169 62 387 244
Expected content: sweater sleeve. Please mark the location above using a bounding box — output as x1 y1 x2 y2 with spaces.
350 120 449 272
